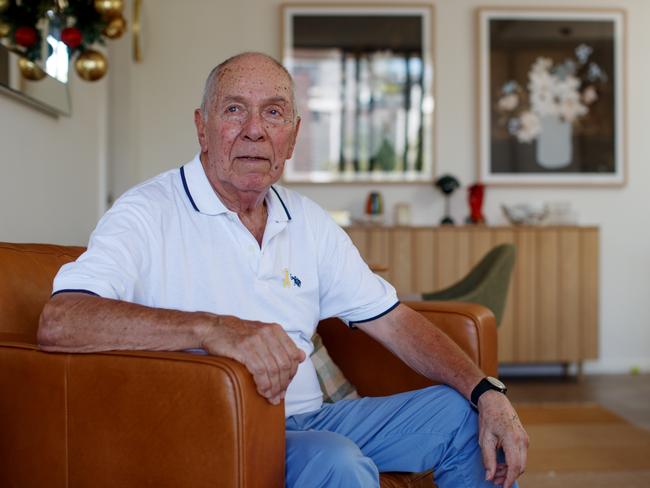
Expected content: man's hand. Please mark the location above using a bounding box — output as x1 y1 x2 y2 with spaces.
200 315 306 405
477 391 529 488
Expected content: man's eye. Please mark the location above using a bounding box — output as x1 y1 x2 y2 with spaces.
226 106 239 113
266 108 282 117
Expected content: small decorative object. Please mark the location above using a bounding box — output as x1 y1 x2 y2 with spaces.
94 0 123 18
102 13 126 39
74 48 107 81
365 191 384 224
545 201 578 225
466 183 485 224
394 202 412 226
61 26 83 48
477 8 625 185
17 56 46 81
0 0 127 82
14 25 38 47
501 203 548 226
435 174 460 225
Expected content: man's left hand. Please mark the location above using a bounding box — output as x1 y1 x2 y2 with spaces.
477 391 529 488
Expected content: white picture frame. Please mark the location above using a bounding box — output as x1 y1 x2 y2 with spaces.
477 8 626 186
282 4 435 183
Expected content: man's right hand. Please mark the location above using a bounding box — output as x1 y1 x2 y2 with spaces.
199 315 306 405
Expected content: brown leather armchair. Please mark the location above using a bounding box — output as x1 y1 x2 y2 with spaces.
0 242 497 488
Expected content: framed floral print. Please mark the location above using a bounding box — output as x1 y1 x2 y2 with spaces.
282 4 434 183
477 8 626 185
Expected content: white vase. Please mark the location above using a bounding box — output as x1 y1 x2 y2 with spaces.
536 116 572 169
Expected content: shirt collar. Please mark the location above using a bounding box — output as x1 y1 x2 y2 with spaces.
180 153 291 222
267 186 292 222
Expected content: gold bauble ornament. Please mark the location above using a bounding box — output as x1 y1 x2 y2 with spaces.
18 58 47 81
103 14 127 39
0 22 10 38
75 50 108 81
0 0 9 14
94 0 123 18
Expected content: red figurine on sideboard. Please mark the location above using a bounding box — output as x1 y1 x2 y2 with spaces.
467 183 486 224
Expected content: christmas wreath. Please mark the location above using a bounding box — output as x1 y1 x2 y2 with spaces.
0 0 126 81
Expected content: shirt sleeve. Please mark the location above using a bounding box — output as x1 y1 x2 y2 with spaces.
52 192 154 301
311 202 398 325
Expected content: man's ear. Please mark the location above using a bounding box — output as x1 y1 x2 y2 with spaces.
194 109 208 152
286 116 301 159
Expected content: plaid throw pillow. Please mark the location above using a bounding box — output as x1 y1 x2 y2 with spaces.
311 333 360 403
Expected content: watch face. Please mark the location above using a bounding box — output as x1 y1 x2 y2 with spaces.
487 376 506 390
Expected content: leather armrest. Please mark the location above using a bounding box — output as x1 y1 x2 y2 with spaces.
317 301 497 397
0 341 284 488
404 301 498 377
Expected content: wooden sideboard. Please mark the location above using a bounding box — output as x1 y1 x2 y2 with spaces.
345 225 599 367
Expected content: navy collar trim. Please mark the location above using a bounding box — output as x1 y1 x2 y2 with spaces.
271 186 292 221
181 163 291 220
180 166 199 212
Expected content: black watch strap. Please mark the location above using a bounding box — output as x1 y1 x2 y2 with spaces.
470 377 507 409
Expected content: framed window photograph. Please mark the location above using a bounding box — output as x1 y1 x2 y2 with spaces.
281 4 434 183
477 8 626 185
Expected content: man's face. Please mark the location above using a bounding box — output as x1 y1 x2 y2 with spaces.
195 55 300 196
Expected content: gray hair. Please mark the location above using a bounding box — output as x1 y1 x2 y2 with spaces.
200 52 297 121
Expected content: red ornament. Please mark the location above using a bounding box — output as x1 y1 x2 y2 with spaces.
61 27 83 48
14 26 38 48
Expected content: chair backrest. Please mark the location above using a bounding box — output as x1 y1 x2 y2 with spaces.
0 243 84 342
422 243 516 326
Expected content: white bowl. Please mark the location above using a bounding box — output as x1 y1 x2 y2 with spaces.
501 203 548 225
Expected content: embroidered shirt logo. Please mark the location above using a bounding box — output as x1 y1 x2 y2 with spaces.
283 268 302 288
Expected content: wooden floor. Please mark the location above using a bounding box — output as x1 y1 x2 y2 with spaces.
504 373 650 430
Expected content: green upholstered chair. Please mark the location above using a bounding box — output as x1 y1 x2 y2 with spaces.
421 244 516 327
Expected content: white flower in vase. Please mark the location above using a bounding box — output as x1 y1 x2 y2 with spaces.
582 85 598 104
515 111 541 143
555 76 588 123
495 44 607 169
498 93 519 111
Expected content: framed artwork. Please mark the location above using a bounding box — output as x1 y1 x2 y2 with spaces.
477 8 626 185
281 4 434 183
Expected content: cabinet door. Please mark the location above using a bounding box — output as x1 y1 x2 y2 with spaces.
514 229 538 362
435 228 467 289
536 229 560 361
493 229 516 362
558 229 581 361
389 228 413 295
580 228 599 359
412 229 436 293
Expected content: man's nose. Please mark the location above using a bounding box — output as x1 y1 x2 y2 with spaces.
242 111 266 141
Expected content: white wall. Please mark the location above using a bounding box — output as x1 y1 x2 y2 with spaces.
1 0 646 373
0 74 107 245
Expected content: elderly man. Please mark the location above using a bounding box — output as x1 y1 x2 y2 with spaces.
38 52 528 488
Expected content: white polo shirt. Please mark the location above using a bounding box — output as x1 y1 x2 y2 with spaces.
53 154 398 417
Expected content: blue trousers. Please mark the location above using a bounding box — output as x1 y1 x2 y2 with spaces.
285 385 515 488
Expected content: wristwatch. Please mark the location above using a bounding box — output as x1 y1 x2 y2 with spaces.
470 376 507 410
